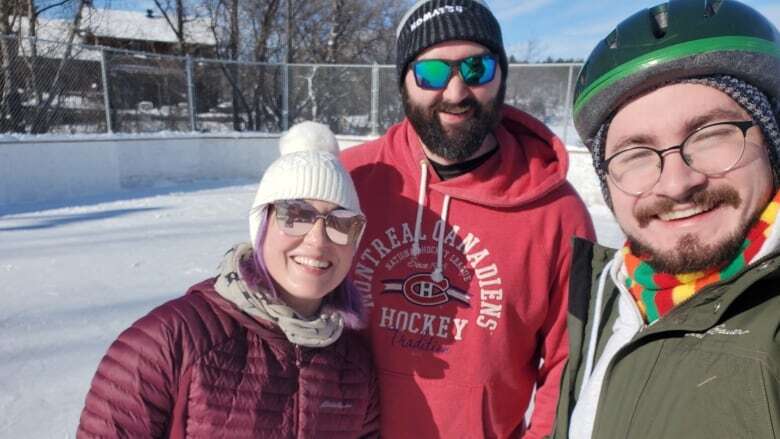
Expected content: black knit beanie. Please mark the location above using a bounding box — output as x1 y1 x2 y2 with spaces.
590 75 780 208
395 0 508 87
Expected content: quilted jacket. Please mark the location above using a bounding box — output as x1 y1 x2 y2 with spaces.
77 278 379 438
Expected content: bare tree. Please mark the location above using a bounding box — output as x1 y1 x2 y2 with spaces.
0 0 25 131
294 0 407 64
199 0 285 130
0 0 89 133
153 0 191 55
324 0 345 63
27 0 88 133
194 0 410 132
510 39 547 64
251 0 281 62
283 0 409 131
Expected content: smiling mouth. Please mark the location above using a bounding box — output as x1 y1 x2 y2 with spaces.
293 256 331 269
636 187 742 228
443 107 470 115
657 204 718 221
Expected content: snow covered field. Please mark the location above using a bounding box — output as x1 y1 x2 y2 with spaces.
0 153 622 438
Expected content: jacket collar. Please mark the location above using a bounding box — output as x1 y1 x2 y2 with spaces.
573 237 780 335
388 104 571 208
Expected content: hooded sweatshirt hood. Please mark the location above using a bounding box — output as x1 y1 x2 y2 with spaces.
390 105 571 208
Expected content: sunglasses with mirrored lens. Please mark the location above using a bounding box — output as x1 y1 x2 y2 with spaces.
272 199 366 246
411 53 498 90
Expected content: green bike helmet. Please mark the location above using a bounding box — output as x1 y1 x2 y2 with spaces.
573 0 780 146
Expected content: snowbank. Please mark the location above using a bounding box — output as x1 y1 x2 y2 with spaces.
1 133 603 209
0 133 371 208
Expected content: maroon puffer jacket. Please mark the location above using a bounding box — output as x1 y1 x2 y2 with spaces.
77 278 379 438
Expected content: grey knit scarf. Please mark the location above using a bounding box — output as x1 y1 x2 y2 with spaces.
214 243 344 348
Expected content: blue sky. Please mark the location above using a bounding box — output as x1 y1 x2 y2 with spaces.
96 0 780 62
486 0 780 61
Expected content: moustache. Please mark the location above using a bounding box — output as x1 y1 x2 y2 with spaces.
635 186 742 227
434 97 480 115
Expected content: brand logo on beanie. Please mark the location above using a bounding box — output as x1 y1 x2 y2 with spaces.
409 5 464 33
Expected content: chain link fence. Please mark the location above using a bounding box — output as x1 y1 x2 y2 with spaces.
0 34 583 143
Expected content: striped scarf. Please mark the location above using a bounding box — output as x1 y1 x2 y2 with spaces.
623 190 780 323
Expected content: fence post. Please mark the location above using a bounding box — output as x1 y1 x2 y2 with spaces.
370 63 380 136
281 63 290 130
100 49 113 133
562 64 575 145
185 55 197 131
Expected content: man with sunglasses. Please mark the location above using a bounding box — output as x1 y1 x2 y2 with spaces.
341 1 595 437
549 1 780 438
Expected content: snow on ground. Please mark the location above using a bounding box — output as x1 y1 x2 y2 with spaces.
0 157 622 438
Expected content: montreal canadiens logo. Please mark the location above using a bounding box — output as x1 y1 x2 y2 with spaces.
382 272 470 307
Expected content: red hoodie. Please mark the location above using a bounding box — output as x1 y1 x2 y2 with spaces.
341 105 595 439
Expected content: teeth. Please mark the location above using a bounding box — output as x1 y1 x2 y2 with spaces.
293 256 330 269
444 108 469 115
658 205 711 221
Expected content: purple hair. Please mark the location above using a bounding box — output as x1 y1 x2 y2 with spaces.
239 205 366 329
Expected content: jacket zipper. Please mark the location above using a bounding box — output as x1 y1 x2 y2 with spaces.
589 283 719 436
295 345 303 438
588 267 761 437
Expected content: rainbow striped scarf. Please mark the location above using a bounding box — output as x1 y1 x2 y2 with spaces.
623 190 780 323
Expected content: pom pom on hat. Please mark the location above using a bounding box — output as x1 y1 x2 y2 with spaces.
279 121 340 156
248 121 362 247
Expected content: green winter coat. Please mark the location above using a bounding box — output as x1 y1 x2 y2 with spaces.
549 238 780 439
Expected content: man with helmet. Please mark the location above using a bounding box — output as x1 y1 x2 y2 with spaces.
550 1 780 438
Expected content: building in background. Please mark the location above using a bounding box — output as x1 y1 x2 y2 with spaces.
0 5 218 134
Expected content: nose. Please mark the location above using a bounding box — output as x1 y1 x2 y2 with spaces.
302 218 329 246
441 73 470 103
652 150 708 201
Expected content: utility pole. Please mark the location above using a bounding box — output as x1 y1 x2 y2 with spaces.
282 0 292 130
286 0 292 63
229 0 240 130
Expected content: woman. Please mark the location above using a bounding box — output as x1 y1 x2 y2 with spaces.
77 122 378 438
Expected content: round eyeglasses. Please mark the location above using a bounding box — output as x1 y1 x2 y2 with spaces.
601 120 755 195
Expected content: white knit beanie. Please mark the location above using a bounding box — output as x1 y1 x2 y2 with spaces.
248 121 362 247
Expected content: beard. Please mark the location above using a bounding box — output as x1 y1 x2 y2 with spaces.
626 185 763 274
401 81 505 162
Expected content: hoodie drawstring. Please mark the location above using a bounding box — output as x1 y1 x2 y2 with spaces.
578 259 614 401
431 195 451 282
412 160 428 257
411 159 452 282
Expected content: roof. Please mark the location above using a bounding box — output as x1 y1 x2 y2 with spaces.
79 8 215 46
29 7 215 47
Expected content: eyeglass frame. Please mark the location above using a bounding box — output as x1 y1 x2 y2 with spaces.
269 199 366 246
409 53 499 91
600 120 756 195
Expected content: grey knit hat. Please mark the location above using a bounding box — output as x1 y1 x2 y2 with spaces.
395 0 508 87
591 75 780 207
